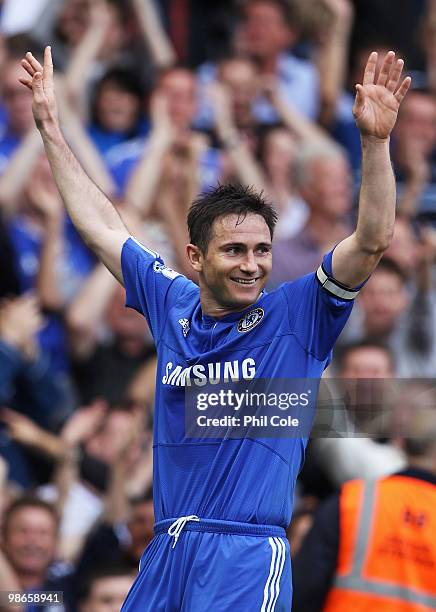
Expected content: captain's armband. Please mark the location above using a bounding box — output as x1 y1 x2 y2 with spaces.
316 265 360 301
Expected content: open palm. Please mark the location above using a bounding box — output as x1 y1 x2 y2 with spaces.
353 51 411 140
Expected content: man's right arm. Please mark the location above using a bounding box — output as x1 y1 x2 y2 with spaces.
20 47 129 284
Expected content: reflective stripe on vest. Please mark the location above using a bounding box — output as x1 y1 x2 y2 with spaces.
331 479 436 609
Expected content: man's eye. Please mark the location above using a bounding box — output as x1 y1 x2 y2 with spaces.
227 247 240 254
257 247 270 254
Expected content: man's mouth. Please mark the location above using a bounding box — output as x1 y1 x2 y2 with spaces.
231 277 259 285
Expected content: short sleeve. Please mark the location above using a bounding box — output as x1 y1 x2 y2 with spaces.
282 250 362 360
121 237 195 343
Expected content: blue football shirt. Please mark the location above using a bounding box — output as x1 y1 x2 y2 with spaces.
121 237 356 528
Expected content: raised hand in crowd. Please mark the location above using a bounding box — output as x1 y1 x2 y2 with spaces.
207 81 265 191
132 0 176 69
125 91 174 216
63 0 115 116
262 76 336 147
60 399 108 449
0 407 65 458
317 0 354 126
0 294 43 362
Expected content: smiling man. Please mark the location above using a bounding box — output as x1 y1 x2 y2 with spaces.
19 47 410 611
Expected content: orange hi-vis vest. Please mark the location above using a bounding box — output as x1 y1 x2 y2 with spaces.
323 475 436 612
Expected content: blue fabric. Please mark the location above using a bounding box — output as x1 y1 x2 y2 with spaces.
87 118 150 157
7 214 95 372
122 527 291 611
120 237 355 609
121 237 354 527
0 130 20 175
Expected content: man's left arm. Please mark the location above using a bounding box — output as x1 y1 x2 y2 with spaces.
332 51 411 287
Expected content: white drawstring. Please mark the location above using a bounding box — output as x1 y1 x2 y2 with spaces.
167 515 200 548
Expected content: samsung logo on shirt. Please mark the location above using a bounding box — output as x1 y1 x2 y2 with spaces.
162 358 256 387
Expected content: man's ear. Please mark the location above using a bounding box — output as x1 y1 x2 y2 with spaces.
186 244 203 272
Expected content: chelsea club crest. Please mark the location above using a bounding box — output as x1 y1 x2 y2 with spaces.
237 308 264 333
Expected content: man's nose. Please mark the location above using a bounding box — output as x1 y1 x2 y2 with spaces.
239 253 258 274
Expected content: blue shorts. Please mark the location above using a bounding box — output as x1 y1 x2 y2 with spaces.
121 516 292 611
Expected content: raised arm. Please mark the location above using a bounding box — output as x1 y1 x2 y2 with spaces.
132 0 176 70
332 51 411 287
19 47 129 284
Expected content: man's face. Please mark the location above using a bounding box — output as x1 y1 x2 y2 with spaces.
85 409 142 465
96 84 141 133
193 213 272 313
301 156 351 219
340 347 394 379
359 270 409 335
2 61 33 135
158 70 197 130
219 60 257 124
3 507 57 576
395 92 436 159
80 575 134 612
243 1 294 60
263 129 297 182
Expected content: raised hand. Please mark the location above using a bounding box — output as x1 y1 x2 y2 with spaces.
353 51 411 140
60 400 108 448
19 47 58 132
0 408 44 448
0 295 43 360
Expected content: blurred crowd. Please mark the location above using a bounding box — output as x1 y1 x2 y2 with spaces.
0 0 435 609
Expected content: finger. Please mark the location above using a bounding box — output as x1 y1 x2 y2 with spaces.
362 52 378 85
32 72 46 104
43 46 53 90
18 78 33 91
353 84 365 116
386 58 404 93
395 76 412 104
376 51 395 86
21 59 35 77
25 51 43 74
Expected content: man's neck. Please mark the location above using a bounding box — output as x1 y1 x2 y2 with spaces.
200 293 259 319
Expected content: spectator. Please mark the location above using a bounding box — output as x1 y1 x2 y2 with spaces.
0 496 74 609
268 143 351 285
88 67 149 157
217 56 259 139
76 564 136 612
75 491 154 589
107 66 222 199
313 340 406 488
0 56 34 173
68 281 155 406
6 153 96 373
260 127 308 239
292 413 436 611
0 295 71 487
196 0 320 128
393 88 436 218
340 257 436 377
